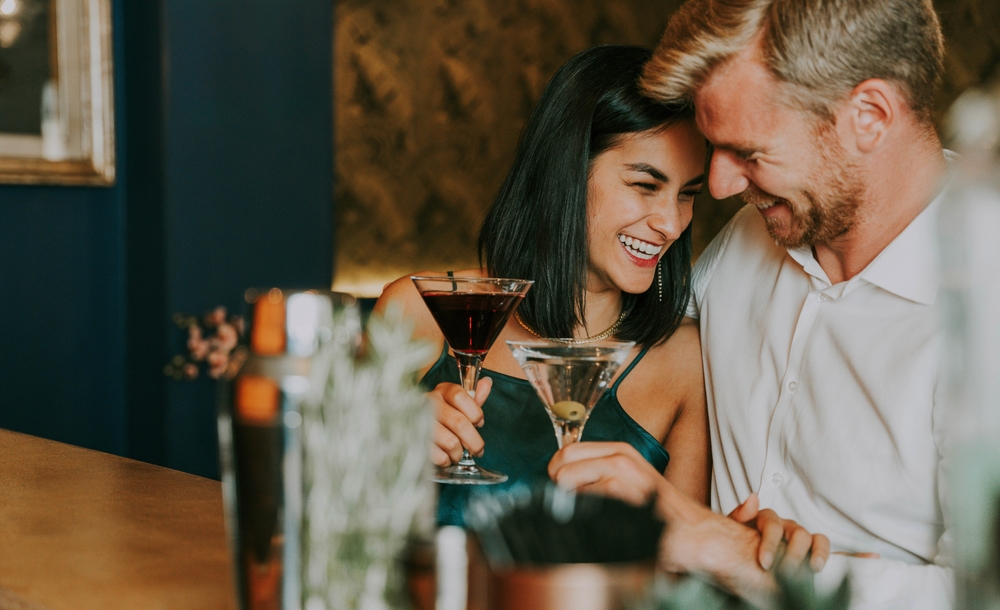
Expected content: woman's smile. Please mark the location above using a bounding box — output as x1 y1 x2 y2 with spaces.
618 233 663 266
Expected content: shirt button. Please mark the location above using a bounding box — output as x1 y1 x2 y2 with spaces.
788 380 798 393
818 293 829 302
771 472 783 485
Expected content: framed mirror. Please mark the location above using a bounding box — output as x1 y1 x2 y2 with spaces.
0 0 114 185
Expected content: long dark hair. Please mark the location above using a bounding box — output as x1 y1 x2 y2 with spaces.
478 45 696 348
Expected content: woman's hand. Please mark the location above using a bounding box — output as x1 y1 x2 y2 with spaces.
728 494 831 573
547 441 662 505
429 378 493 467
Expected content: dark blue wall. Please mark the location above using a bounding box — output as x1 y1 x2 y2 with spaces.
0 186 127 455
0 0 334 479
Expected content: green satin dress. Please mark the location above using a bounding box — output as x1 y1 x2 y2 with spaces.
421 345 670 526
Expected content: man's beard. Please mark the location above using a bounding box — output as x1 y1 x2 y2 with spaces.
741 133 864 249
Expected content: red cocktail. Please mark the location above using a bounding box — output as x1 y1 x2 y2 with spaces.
411 275 533 484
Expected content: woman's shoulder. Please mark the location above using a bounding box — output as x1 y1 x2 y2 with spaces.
374 271 439 347
374 268 485 349
377 272 422 306
377 268 485 306
634 319 703 392
614 319 703 443
646 318 701 366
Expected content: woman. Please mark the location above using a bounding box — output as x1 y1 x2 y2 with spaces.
376 44 709 526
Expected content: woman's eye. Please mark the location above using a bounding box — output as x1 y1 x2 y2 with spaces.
631 182 658 192
680 188 702 200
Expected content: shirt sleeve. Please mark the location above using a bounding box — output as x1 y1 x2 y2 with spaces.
814 556 954 609
686 207 743 319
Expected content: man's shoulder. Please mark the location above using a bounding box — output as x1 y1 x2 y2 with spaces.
696 204 774 264
691 204 782 302
718 204 777 253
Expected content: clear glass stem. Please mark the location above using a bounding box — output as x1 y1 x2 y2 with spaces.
454 352 484 467
454 352 483 396
553 420 586 449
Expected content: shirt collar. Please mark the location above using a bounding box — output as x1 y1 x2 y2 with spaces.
784 167 951 305
858 185 944 305
787 245 829 285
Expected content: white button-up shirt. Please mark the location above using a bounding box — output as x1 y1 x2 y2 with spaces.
689 190 954 608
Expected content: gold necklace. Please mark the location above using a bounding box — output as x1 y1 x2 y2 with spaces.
515 308 629 344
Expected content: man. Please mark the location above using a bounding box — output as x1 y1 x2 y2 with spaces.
549 0 954 607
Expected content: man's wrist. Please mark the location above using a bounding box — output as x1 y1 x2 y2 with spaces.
715 564 777 609
673 522 777 608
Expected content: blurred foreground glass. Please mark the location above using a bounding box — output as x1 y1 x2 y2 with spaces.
410 275 533 485
940 85 1000 608
464 483 662 610
217 289 362 610
507 341 634 449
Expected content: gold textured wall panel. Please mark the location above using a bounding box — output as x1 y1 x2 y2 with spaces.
334 0 1000 296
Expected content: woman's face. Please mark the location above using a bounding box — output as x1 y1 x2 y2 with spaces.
586 120 707 295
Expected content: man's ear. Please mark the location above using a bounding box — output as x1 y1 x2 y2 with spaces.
839 79 898 153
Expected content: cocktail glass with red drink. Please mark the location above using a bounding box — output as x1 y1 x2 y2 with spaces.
411 275 533 484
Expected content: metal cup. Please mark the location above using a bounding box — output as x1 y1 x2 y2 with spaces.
487 562 655 610
217 288 361 610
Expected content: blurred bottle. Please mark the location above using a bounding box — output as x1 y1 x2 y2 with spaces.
217 288 361 610
939 84 1000 608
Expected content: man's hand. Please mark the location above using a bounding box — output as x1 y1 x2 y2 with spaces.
728 494 831 573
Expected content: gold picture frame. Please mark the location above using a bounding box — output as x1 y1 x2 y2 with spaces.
0 0 114 185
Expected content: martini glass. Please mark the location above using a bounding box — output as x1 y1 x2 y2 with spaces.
411 275 533 484
507 340 634 449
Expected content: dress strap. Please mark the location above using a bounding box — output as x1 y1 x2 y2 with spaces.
610 346 651 393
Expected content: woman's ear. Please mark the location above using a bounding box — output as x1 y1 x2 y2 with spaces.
839 78 898 153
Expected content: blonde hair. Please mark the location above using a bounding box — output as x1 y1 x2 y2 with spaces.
641 0 944 124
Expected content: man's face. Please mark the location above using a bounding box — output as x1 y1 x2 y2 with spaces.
693 49 863 249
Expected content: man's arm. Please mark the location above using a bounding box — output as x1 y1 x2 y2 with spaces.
653 469 777 608
548 442 827 609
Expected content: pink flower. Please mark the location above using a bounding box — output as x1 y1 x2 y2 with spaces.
188 335 210 361
169 306 248 382
204 306 227 328
207 350 229 379
216 323 239 352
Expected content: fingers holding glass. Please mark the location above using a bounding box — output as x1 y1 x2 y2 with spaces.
430 382 488 465
547 441 660 506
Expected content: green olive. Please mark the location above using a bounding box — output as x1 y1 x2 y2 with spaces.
550 400 586 422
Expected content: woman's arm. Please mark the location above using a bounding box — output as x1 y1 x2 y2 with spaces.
661 320 711 505
373 272 447 367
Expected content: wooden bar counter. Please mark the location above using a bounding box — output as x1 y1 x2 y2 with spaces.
0 429 236 610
